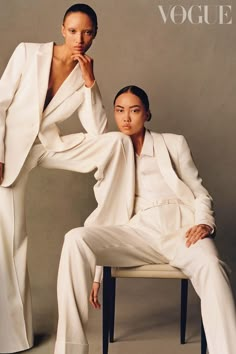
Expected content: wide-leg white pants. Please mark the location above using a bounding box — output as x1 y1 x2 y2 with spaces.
0 132 133 353
55 201 236 354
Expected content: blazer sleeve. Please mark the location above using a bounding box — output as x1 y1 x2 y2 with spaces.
0 43 26 162
77 81 108 135
93 265 103 283
176 135 216 230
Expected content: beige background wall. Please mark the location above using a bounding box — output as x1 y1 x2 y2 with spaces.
0 0 235 338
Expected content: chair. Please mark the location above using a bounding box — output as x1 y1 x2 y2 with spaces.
103 264 207 354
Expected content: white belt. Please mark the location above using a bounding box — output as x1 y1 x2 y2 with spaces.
134 197 185 213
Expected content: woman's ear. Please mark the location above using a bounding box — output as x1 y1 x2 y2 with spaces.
146 110 152 121
61 25 65 38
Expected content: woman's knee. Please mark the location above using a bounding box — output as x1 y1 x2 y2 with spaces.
104 131 131 146
64 227 88 247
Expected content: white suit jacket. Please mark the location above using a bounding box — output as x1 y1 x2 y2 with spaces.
0 42 107 186
86 131 215 230
86 130 215 282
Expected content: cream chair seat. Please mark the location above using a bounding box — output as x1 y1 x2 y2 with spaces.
111 263 189 278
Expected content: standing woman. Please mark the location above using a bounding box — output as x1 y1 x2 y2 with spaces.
0 4 134 353
55 86 236 354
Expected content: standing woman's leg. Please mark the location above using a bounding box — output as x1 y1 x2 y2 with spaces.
39 132 135 225
0 144 45 353
0 132 133 352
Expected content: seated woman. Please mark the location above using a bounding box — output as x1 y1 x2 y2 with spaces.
54 86 236 354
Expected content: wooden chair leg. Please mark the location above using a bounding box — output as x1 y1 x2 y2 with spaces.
103 267 112 354
109 277 116 343
201 319 207 354
180 279 188 344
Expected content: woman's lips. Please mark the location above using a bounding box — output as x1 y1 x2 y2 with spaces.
74 46 84 51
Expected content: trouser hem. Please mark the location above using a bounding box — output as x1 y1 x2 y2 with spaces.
54 340 89 354
0 343 33 353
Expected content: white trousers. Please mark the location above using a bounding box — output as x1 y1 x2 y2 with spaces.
55 200 236 354
0 132 133 353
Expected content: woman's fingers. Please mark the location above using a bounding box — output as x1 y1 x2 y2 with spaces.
186 224 212 247
89 282 101 310
71 53 95 87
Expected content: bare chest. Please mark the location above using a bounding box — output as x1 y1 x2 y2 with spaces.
43 59 76 111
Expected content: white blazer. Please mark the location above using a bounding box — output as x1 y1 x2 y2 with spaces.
0 42 107 186
85 131 215 230
86 130 215 282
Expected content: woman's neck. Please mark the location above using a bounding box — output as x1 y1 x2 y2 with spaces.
54 44 76 67
131 128 146 156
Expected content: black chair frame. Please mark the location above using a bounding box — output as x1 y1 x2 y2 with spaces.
102 266 207 354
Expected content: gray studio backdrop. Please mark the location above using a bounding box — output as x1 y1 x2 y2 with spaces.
0 0 235 334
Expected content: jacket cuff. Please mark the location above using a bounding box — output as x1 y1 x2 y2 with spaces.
196 222 216 235
94 265 103 283
83 81 98 105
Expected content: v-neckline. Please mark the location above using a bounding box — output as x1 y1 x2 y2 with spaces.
43 44 79 112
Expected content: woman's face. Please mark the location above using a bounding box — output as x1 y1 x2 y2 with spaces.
61 12 96 54
114 92 149 137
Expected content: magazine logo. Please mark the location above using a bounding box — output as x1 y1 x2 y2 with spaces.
158 5 232 24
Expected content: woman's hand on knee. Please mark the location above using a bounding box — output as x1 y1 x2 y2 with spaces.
185 224 212 247
89 282 101 310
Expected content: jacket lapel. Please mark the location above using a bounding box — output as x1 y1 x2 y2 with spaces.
152 132 194 203
43 63 84 118
36 42 54 115
36 42 84 118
